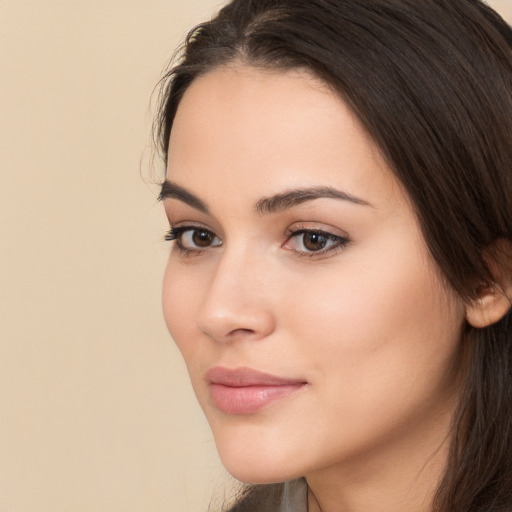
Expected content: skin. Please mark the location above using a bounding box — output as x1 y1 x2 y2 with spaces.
162 66 468 512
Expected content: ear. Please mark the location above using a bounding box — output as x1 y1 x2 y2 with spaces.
466 239 512 329
465 284 511 328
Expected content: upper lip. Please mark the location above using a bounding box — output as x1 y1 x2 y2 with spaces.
206 366 306 387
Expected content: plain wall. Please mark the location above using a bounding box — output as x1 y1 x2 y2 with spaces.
1 1 511 511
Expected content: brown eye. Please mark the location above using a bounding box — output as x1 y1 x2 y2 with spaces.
302 232 328 251
192 229 215 247
284 229 349 257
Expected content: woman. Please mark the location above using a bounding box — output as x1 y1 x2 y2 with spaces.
155 1 512 511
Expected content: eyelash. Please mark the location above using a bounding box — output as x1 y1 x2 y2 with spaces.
164 224 350 258
164 225 220 257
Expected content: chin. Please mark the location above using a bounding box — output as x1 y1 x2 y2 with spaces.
221 458 300 485
211 424 305 484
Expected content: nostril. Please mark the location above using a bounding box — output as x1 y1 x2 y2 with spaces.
227 328 257 337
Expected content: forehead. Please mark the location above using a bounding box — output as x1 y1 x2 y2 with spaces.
167 65 402 209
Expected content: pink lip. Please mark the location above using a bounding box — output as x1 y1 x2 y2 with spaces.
206 367 307 415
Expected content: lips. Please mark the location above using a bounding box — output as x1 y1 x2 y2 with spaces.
206 366 307 415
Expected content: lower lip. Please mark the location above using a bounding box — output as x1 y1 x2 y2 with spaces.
209 383 305 415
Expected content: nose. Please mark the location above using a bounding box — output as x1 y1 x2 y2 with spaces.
196 248 276 344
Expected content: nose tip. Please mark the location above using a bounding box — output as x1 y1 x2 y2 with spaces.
195 255 276 344
197 304 276 344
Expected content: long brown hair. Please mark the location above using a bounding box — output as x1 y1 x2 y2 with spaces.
155 1 512 510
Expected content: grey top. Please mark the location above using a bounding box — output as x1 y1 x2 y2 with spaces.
228 478 307 512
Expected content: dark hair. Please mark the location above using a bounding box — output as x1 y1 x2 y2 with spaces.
155 1 512 510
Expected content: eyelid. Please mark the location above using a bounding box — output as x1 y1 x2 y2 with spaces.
165 219 213 236
286 221 349 239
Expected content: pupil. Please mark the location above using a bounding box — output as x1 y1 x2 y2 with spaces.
304 232 327 251
193 230 212 247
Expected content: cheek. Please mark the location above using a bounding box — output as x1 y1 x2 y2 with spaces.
162 259 201 358
285 245 464 404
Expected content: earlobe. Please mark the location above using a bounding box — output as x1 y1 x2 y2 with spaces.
466 239 512 329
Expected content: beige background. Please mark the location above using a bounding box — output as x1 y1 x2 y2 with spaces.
1 1 511 511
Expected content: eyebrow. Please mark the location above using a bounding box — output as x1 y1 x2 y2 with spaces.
158 180 209 213
255 186 372 214
158 180 372 214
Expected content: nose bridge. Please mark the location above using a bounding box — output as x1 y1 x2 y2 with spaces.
196 243 275 342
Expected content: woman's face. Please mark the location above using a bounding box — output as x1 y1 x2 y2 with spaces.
162 66 466 484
